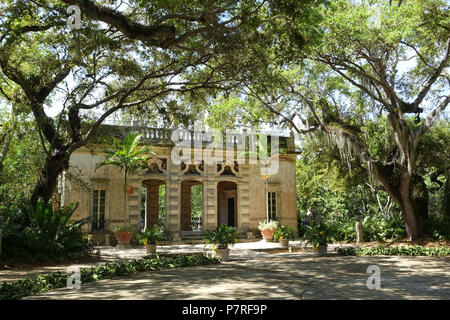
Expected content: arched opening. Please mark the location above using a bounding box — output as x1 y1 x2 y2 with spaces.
217 181 237 227
142 179 166 230
180 180 204 231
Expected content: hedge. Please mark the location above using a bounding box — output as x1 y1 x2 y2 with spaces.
335 245 450 256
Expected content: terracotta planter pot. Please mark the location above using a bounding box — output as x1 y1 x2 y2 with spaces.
146 244 157 254
214 248 230 261
279 239 289 247
260 228 276 240
115 231 132 245
317 244 328 257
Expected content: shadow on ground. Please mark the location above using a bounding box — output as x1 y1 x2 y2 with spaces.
23 253 450 300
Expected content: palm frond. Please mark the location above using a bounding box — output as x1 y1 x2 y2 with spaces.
96 131 152 182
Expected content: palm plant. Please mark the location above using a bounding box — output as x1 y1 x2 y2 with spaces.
96 131 152 223
137 225 166 245
0 201 91 262
203 224 238 250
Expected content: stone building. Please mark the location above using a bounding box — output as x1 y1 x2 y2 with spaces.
62 125 298 244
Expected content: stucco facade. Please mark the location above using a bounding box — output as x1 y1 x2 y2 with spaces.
62 125 298 242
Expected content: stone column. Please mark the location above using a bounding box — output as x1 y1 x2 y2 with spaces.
204 165 218 230
238 165 250 232
127 178 142 229
145 181 160 228
166 177 181 239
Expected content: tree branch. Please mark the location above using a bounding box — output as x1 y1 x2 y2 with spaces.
412 37 450 110
414 94 450 141
244 86 316 135
60 0 177 46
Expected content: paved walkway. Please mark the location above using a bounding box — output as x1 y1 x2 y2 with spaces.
6 241 448 300
0 241 288 282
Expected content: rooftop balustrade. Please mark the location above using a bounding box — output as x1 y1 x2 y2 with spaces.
99 124 296 153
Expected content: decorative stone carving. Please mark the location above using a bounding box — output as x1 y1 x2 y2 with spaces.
217 162 240 177
180 161 204 175
146 156 167 175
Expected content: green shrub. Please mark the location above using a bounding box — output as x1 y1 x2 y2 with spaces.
423 215 450 241
334 247 358 256
335 245 450 256
0 254 220 300
361 213 406 242
303 219 335 246
298 206 406 243
274 225 296 240
0 201 92 262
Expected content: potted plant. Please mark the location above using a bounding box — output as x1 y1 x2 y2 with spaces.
203 224 238 261
126 186 134 194
274 225 295 247
137 225 165 255
258 220 279 240
113 225 136 246
303 220 332 256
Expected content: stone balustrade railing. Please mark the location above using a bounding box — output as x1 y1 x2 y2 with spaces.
101 124 295 152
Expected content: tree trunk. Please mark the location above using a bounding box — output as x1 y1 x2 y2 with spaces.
0 133 12 174
411 174 429 223
31 152 70 208
397 189 421 241
374 167 428 241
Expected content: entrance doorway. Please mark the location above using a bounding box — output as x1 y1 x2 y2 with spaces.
180 180 204 231
142 179 166 229
217 181 237 227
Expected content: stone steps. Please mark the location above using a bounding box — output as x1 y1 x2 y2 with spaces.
180 230 204 241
